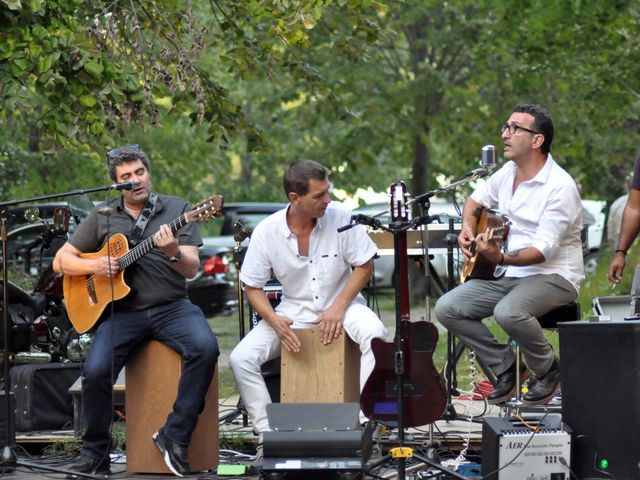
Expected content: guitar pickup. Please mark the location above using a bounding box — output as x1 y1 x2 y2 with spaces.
384 380 425 397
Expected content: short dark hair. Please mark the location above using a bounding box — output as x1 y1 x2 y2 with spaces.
106 144 150 181
283 160 327 196
513 104 554 155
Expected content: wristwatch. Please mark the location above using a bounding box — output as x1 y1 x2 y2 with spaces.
168 250 182 263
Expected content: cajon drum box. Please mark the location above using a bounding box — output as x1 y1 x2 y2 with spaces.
125 340 218 473
281 328 360 403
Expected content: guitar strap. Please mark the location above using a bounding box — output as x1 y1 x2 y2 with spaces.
128 192 158 247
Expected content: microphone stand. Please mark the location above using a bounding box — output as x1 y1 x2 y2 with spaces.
345 183 465 480
0 184 123 476
411 167 495 424
220 227 251 427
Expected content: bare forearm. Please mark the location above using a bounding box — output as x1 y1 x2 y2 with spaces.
245 286 278 324
461 197 483 232
169 246 200 279
503 247 545 267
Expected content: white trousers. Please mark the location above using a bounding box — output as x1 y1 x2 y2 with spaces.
229 303 387 433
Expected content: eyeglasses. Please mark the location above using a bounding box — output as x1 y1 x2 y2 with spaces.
107 144 141 160
501 124 540 136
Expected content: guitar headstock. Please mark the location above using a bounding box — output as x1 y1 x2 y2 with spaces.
189 195 224 223
389 179 409 222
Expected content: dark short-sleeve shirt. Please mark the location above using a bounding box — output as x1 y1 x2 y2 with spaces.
69 194 202 311
631 152 640 191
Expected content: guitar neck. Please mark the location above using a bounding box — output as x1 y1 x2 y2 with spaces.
119 213 188 269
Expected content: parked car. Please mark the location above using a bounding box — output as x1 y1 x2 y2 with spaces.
201 202 288 249
186 246 237 317
581 199 606 276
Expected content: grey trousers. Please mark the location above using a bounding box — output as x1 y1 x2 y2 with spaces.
434 274 577 378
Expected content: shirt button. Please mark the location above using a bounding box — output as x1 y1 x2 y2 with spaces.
312 278 316 281
315 296 318 299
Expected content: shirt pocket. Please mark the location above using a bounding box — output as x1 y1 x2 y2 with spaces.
316 253 345 287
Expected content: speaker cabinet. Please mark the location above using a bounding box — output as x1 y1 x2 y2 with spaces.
560 321 640 479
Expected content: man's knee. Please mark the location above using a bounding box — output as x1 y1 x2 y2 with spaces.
434 293 456 328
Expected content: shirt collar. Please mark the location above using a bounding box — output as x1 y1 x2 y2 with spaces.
530 153 555 184
506 153 555 185
281 205 325 238
114 193 163 213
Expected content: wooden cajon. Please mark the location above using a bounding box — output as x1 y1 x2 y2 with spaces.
280 328 360 403
125 340 219 474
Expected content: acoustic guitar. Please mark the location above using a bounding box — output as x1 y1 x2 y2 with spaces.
360 181 447 428
460 208 510 283
63 195 223 333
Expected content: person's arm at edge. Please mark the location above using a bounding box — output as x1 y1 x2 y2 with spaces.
609 188 640 282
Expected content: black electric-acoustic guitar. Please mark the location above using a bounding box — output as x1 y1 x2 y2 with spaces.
360 181 447 427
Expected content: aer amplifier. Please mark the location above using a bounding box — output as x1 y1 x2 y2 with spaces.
482 415 571 480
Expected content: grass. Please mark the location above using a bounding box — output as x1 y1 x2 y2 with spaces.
210 247 636 399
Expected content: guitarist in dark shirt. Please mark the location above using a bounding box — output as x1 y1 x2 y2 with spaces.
53 144 219 477
434 104 584 406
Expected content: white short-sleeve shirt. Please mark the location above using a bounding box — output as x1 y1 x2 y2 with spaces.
240 202 378 323
471 154 585 292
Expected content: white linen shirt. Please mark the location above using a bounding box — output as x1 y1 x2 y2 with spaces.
239 202 378 323
471 154 585 292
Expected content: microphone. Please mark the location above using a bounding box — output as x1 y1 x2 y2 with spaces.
110 180 138 191
481 144 497 173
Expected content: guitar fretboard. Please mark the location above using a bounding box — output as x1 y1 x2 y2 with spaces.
118 213 188 269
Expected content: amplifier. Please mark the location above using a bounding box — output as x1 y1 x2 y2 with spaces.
482 415 571 480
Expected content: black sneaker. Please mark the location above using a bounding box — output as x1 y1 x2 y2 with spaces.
152 428 190 477
523 358 561 405
66 454 111 478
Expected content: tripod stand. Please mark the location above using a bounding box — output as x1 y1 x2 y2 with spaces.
356 180 465 480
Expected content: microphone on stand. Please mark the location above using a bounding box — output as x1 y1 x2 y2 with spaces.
481 144 497 173
109 180 139 191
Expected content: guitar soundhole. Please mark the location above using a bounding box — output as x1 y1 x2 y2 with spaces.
86 276 97 304
110 241 125 256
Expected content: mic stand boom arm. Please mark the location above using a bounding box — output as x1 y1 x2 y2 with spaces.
410 167 490 208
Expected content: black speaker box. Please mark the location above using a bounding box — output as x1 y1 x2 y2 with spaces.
0 391 15 446
10 362 81 432
560 320 640 479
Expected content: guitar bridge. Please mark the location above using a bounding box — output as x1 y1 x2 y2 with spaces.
384 380 425 397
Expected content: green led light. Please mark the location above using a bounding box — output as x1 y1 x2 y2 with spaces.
600 458 609 469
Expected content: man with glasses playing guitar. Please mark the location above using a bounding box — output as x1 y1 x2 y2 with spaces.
435 104 584 406
53 144 220 477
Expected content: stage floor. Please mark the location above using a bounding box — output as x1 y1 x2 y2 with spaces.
6 396 561 479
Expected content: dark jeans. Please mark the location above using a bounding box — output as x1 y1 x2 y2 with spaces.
80 299 219 460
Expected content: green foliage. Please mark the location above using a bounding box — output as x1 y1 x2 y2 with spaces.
1 0 640 205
